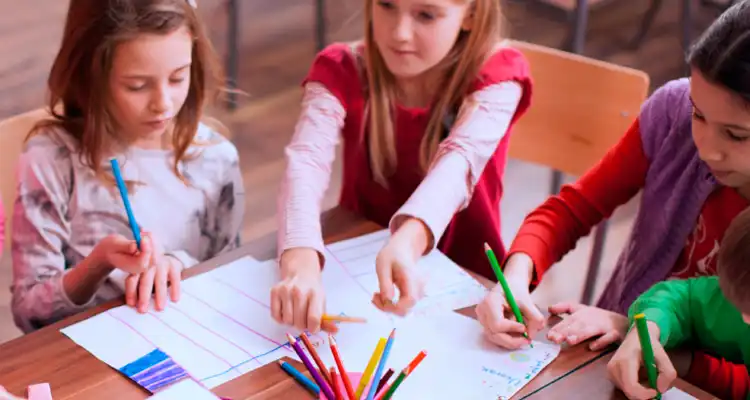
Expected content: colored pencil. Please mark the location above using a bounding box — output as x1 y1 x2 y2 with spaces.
299 332 333 387
322 314 367 323
484 242 532 346
278 360 320 396
329 334 356 399
286 333 335 400
377 351 427 400
110 158 142 249
375 368 394 393
354 337 386 399
365 329 396 400
634 314 661 399
330 366 343 400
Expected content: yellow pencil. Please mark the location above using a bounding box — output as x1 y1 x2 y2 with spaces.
355 337 386 399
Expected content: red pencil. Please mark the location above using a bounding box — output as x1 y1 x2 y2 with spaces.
299 332 333 387
330 366 343 400
329 334 356 399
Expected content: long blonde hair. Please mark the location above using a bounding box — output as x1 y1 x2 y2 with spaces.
363 0 503 185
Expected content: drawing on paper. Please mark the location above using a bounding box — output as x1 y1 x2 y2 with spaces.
120 349 189 392
60 230 558 399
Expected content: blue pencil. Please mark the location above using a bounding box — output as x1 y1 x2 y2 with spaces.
366 329 396 400
278 360 320 395
110 158 141 249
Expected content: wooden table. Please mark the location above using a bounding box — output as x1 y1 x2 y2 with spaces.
0 208 714 399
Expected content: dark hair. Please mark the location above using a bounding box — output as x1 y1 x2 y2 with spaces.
32 0 223 184
687 0 750 102
718 207 750 311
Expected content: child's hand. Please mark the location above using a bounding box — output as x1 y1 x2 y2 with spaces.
547 302 628 350
124 234 182 313
373 218 429 316
271 248 338 334
607 320 677 399
94 232 153 275
476 279 545 349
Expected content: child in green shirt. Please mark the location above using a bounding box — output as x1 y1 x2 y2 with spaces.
608 207 750 399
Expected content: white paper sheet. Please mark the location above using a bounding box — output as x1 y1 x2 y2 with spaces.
662 387 697 399
147 379 219 399
61 230 552 398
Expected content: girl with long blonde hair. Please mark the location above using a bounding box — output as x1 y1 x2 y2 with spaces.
272 0 532 333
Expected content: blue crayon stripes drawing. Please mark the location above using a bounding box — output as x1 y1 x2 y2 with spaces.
120 348 188 392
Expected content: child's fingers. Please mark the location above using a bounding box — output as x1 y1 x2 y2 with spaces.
125 274 140 307
168 264 181 303
306 291 323 334
153 265 168 311
484 328 531 350
548 301 583 316
520 302 546 337
137 268 156 313
375 255 396 304
589 330 620 351
655 345 678 392
292 290 310 331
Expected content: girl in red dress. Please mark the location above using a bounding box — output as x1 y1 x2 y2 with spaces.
272 0 533 333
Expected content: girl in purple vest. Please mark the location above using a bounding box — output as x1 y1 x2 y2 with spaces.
476 2 750 398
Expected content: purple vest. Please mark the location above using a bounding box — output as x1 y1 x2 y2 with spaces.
596 78 720 314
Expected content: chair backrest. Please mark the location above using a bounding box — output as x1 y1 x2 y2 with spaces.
0 108 51 251
507 40 650 176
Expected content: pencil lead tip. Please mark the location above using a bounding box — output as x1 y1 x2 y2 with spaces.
484 242 491 251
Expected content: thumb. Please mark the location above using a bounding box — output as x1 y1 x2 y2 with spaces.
376 255 395 302
107 234 139 255
520 301 546 334
654 346 677 393
548 301 582 316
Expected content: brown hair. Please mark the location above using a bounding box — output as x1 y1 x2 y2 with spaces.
718 206 750 310
362 0 504 185
33 0 223 183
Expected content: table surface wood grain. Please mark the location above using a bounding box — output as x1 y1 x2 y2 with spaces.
0 208 714 399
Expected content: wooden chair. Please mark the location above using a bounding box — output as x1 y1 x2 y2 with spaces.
507 40 650 305
0 108 51 251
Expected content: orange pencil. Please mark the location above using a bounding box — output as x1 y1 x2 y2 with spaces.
329 334 356 399
322 314 367 323
330 366 343 400
299 332 333 388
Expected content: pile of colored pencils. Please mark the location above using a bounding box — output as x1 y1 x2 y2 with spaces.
279 325 426 399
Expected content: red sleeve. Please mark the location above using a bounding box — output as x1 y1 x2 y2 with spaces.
301 42 362 111
685 351 749 399
507 119 648 284
471 46 533 122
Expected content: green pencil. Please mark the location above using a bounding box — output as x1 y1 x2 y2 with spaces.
484 243 531 346
634 313 661 400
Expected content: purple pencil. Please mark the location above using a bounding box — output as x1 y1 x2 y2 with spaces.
286 333 334 400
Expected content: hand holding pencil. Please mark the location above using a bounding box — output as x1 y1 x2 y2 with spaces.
607 315 676 399
476 245 545 349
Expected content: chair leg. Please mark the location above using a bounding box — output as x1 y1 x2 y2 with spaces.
581 219 609 305
565 0 589 53
629 0 664 49
315 0 327 52
226 0 239 110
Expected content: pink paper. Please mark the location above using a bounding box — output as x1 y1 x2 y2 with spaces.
321 373 365 400
27 383 52 400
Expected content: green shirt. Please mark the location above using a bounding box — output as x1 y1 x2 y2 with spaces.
628 276 750 396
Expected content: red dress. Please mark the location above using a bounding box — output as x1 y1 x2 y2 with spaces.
303 43 533 279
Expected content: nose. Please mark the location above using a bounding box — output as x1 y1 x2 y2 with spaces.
695 127 725 163
149 85 172 115
393 15 413 42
